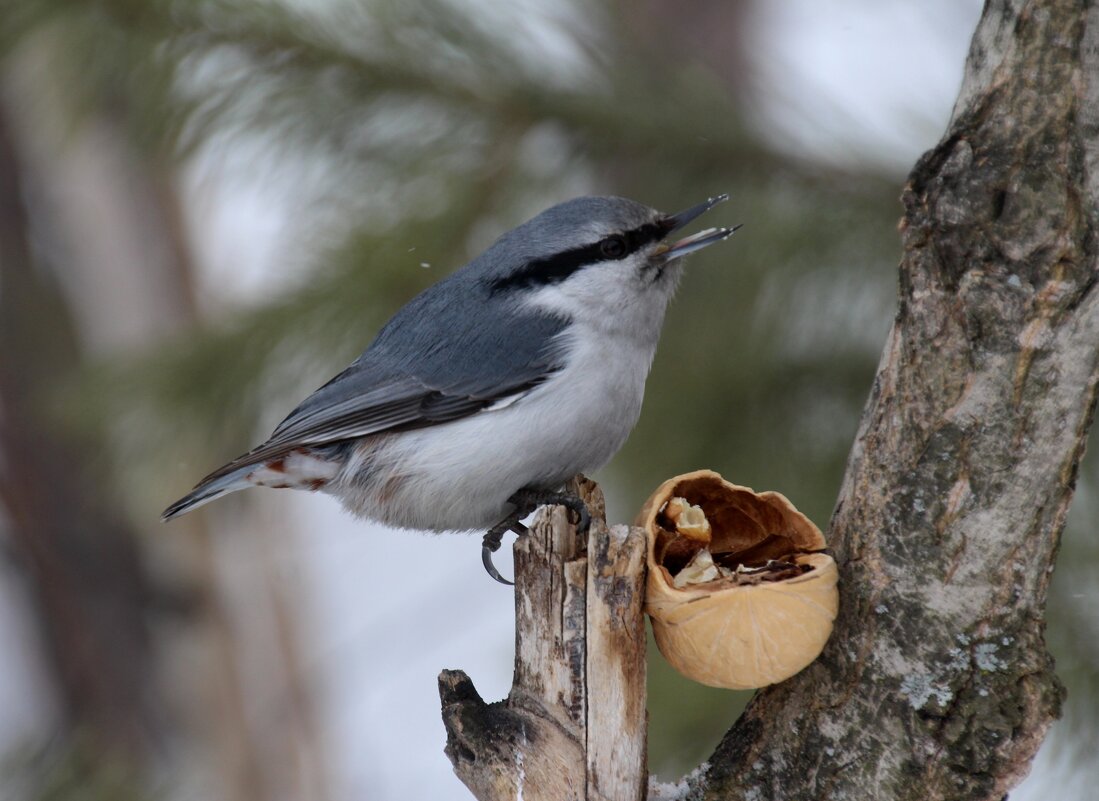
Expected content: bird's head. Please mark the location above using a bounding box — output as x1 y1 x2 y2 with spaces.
480 194 737 337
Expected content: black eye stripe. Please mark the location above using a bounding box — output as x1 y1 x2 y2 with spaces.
624 221 671 252
490 220 669 294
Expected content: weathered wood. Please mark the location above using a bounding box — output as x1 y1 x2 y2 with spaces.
439 477 648 800
586 505 648 800
693 2 1099 799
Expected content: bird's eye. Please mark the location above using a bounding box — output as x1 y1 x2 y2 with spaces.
600 235 628 259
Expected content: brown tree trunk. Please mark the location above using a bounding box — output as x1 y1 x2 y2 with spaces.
696 1 1099 798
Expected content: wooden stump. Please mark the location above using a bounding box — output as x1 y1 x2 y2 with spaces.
439 477 648 801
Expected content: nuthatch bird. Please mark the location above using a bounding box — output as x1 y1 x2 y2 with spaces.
164 194 738 583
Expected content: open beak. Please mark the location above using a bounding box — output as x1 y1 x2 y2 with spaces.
655 193 741 262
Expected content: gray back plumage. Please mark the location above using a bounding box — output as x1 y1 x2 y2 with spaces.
269 274 567 445
196 196 659 481
273 195 659 440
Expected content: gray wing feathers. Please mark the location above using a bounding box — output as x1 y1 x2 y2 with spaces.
266 372 503 446
270 374 430 441
270 274 567 443
198 276 568 484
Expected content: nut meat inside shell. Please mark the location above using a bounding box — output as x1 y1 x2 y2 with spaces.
639 470 839 690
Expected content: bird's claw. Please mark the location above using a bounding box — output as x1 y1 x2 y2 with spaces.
481 526 515 586
571 500 591 535
481 543 514 585
479 488 591 585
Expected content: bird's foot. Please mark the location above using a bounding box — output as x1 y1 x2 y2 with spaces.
481 520 528 585
480 488 591 585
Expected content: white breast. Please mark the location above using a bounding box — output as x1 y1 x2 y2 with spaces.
329 324 659 532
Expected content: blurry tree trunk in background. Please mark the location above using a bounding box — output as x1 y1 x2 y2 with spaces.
0 97 155 766
697 2 1099 799
0 49 328 797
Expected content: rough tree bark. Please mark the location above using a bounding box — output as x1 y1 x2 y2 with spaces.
698 1 1099 799
440 1 1098 798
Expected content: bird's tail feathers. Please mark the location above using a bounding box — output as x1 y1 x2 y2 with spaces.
162 465 254 521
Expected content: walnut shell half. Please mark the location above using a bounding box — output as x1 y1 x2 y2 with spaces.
639 470 839 690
